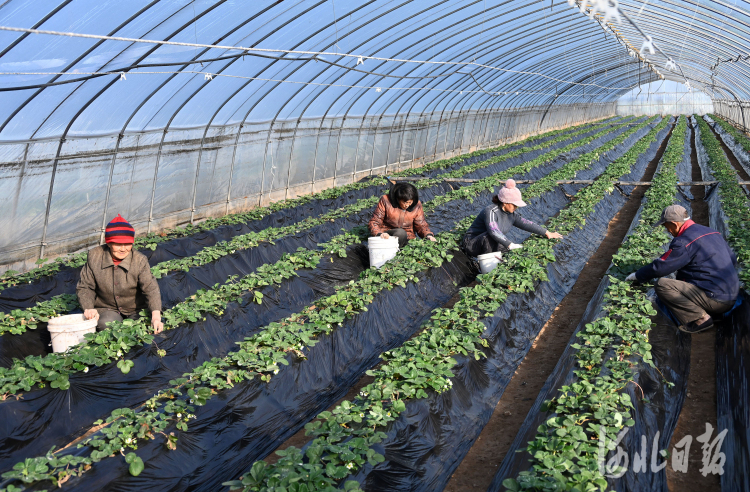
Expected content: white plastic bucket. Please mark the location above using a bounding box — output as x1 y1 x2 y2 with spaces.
368 236 400 269
477 252 503 274
47 313 97 353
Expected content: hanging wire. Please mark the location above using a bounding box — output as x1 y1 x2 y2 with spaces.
0 25 636 90
0 69 638 97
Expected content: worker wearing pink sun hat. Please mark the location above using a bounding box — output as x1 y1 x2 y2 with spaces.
461 179 563 257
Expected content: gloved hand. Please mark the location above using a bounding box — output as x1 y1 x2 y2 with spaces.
508 243 523 250
625 273 638 281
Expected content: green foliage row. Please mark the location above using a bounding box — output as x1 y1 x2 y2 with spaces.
0 118 636 397
147 118 630 279
0 218 470 489
0 118 629 338
505 116 687 492
0 118 642 489
0 117 619 290
224 118 665 492
698 116 750 284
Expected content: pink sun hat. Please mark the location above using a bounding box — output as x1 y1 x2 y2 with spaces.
496 179 527 207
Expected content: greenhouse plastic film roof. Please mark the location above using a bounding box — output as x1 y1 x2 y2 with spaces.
0 0 749 268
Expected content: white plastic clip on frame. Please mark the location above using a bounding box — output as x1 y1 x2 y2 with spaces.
640 35 655 56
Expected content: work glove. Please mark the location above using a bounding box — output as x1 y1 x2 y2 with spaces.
508 243 523 251
625 273 638 282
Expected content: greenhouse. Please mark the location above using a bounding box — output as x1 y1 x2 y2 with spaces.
0 0 749 491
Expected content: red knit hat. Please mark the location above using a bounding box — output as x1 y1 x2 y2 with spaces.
105 214 135 244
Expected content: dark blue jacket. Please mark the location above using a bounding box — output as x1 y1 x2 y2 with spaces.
464 204 547 248
635 220 739 303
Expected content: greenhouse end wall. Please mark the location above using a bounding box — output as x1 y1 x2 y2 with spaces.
616 92 714 116
0 102 614 273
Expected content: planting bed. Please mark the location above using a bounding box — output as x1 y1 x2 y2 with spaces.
6 113 749 492
0 117 645 476
694 115 750 492
0 117 632 368
0 117 657 492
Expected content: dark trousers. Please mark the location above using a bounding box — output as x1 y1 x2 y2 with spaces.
96 308 138 331
383 228 409 248
462 232 507 257
654 278 734 325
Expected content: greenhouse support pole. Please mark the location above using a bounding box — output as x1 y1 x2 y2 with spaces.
257 123 274 208
309 118 326 192
225 124 242 215
38 137 66 259
99 134 124 244
382 114 398 176
147 129 168 233
331 117 343 185
367 115 384 176
189 129 211 224
432 110 445 160
409 112 422 168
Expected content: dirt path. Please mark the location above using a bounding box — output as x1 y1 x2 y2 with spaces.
665 123 720 492
443 121 675 492
710 121 750 180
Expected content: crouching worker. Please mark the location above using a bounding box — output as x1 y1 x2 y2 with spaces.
626 205 739 334
368 182 437 248
76 215 164 334
462 179 562 256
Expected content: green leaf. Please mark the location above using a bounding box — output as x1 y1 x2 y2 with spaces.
117 359 135 374
127 454 144 476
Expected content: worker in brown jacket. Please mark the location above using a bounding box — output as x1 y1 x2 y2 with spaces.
368 182 437 248
76 215 163 333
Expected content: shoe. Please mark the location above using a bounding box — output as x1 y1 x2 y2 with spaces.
678 317 715 334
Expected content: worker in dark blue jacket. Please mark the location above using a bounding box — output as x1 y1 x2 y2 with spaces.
626 205 739 333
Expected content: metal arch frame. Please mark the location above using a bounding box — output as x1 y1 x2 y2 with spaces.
1 0 750 140
618 7 750 93
177 0 340 221
254 1 381 203
370 14 616 154
231 0 616 178
615 17 750 114
300 4 636 162
1 0 749 260
615 2 750 93
0 0 77 132
32 1 233 256
0 0 74 58
93 1 293 233
1 0 166 244
212 0 385 210
336 3 616 160
246 0 473 198
184 1 378 213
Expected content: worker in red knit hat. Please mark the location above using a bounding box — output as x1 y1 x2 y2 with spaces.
76 215 163 333
461 179 563 257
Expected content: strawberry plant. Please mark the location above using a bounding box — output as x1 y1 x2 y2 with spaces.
505 116 687 492
0 118 619 291
0 119 643 399
696 116 750 283
0 118 648 489
0 119 633 339
0 119 642 396
223 117 668 492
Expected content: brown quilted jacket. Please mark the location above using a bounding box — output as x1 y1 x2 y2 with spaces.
368 195 433 239
76 245 162 316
